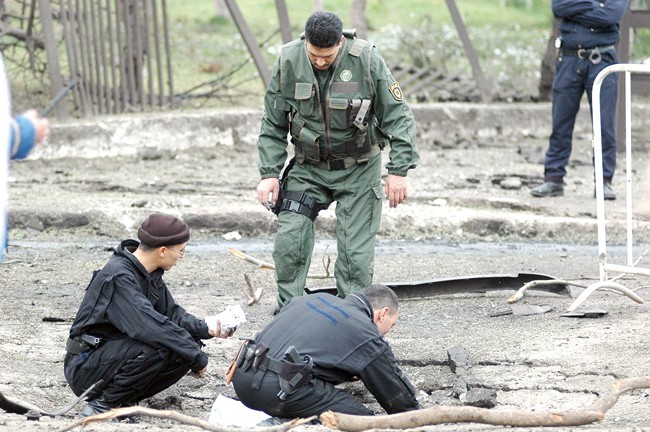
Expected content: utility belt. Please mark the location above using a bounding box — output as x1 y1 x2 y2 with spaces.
227 340 313 400
313 144 381 171
560 45 615 65
65 334 103 355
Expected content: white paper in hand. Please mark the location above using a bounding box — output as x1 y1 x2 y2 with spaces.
205 304 247 336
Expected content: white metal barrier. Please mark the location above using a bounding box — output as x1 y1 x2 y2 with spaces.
567 63 650 311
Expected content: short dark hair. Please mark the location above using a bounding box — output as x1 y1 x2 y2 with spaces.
304 11 342 48
362 284 399 313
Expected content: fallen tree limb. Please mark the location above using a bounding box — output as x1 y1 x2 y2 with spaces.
229 248 333 279
320 376 650 430
229 248 274 270
57 406 317 432
241 273 263 305
566 280 644 312
507 279 586 304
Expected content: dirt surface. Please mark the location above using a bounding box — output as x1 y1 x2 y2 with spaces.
3 104 650 431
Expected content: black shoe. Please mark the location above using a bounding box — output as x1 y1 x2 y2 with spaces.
594 182 616 200
79 396 112 418
603 182 616 200
531 181 564 197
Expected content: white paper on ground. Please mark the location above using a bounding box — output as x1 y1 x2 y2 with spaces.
208 394 271 427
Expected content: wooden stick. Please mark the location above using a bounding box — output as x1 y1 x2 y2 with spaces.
229 248 275 270
507 279 586 304
566 280 644 312
243 273 263 305
57 406 317 432
320 376 650 430
229 248 333 279
239 275 255 304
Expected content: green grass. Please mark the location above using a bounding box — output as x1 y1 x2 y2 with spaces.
165 0 556 107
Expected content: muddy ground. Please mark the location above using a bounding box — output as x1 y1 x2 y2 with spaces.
3 105 650 431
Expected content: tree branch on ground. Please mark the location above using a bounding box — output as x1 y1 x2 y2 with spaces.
320 376 650 430
228 248 333 279
241 273 263 305
56 406 317 432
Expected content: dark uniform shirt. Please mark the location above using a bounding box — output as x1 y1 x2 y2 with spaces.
253 292 420 414
68 239 210 372
553 0 628 49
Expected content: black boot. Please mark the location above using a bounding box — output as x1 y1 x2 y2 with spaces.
79 395 112 418
531 181 564 197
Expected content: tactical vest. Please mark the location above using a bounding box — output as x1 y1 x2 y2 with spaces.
278 32 381 166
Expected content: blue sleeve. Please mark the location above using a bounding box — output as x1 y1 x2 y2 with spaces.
9 116 36 160
553 0 595 17
554 0 628 28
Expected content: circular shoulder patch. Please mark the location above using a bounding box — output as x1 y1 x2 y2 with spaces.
388 82 403 101
340 70 353 82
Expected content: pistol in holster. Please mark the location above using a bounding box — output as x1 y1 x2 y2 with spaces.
271 157 296 216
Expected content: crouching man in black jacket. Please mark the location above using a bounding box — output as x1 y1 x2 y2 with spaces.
231 284 420 418
64 213 235 417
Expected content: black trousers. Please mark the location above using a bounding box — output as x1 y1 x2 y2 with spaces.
231 364 374 418
64 338 192 407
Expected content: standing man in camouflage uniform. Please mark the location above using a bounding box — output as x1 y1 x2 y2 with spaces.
255 11 419 312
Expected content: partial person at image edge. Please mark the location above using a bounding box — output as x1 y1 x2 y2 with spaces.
0 51 50 262
255 11 420 313
64 213 235 418
230 284 420 421
531 0 629 200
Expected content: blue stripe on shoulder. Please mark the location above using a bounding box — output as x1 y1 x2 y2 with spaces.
306 300 338 324
316 296 350 318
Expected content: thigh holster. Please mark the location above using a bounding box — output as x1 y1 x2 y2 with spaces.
277 190 324 222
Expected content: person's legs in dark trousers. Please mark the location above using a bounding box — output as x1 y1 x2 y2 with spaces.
66 338 193 411
531 56 586 198
233 367 373 419
102 345 191 406
586 51 618 187
545 57 585 182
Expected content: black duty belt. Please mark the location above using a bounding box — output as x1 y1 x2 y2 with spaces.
314 145 381 171
65 334 103 355
238 343 313 400
560 45 615 63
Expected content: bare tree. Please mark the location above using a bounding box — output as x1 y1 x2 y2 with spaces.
538 17 561 101
214 0 228 17
350 0 367 39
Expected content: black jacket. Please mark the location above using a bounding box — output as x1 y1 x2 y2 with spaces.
255 292 420 414
68 239 210 371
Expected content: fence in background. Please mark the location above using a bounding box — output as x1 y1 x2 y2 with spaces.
39 0 174 119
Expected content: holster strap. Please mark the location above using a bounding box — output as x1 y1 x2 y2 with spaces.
279 190 324 222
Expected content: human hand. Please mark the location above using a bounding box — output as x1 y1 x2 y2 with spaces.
256 177 280 210
193 365 208 378
21 109 50 145
208 320 236 339
384 174 408 208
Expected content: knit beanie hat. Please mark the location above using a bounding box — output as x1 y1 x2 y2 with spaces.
137 213 190 247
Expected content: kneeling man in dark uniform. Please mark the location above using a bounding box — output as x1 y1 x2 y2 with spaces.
231 284 420 418
64 213 235 417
